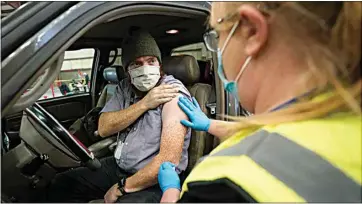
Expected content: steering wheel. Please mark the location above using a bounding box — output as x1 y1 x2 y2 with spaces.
25 103 101 170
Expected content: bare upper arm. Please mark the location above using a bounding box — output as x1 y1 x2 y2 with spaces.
159 94 189 163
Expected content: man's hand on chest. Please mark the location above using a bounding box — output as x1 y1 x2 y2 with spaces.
139 84 179 110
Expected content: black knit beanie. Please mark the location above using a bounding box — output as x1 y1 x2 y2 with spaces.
122 30 162 70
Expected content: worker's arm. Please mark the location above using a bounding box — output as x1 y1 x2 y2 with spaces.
123 94 189 192
98 84 179 137
208 120 239 141
178 96 239 141
158 161 182 203
161 188 181 203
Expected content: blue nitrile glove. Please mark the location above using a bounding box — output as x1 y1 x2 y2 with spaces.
158 162 181 192
178 96 211 131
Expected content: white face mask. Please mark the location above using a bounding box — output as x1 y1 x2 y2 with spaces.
128 65 161 92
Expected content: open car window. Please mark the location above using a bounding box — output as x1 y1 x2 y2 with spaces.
172 42 212 61
25 49 95 101
110 48 122 66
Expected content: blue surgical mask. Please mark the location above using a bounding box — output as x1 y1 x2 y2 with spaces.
217 50 240 100
217 21 252 102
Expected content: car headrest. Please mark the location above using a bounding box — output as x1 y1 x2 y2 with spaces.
103 66 128 83
114 65 128 81
162 55 200 86
103 67 119 83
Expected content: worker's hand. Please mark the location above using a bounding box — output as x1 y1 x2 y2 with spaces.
158 162 181 193
178 96 211 131
104 183 121 203
141 84 179 110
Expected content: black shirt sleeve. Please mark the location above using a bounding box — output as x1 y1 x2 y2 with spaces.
178 178 257 203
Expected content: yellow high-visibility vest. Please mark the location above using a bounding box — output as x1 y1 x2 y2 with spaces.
181 111 362 202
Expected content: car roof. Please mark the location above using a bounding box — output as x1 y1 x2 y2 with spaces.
1 1 211 60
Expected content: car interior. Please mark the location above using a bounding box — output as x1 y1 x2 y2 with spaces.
1 6 224 202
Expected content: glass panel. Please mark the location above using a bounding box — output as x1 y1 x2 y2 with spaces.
110 48 122 66
35 49 95 100
171 42 212 61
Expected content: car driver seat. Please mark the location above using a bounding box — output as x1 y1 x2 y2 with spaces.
88 66 127 158
96 66 125 108
163 55 214 174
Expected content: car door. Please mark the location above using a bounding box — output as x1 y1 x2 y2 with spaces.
36 48 97 129
2 48 98 149
1 2 76 60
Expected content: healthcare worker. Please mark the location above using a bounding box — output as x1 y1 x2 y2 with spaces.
158 2 361 203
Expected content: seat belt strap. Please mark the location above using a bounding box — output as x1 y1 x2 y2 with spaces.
206 60 217 117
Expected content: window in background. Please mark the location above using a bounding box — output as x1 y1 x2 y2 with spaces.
33 49 95 100
110 48 122 66
171 42 212 61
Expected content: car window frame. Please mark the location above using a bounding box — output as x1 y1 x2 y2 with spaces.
1 2 77 60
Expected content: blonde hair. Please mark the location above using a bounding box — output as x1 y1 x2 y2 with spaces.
213 2 362 133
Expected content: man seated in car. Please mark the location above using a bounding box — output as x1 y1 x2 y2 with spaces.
46 30 191 203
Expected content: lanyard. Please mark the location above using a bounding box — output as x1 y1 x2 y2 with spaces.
117 91 136 143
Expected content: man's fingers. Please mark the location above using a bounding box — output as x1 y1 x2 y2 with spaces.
161 88 179 94
158 97 174 104
158 84 179 90
181 119 194 128
158 85 179 94
153 87 178 96
159 93 178 99
158 84 173 89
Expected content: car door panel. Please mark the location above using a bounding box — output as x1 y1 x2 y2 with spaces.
38 94 92 129
3 112 23 132
2 94 91 139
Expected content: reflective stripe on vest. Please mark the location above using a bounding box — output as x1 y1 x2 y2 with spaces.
183 129 362 202
208 130 361 202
